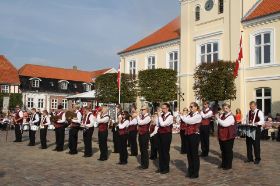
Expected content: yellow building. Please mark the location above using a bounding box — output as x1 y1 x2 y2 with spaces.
119 0 280 116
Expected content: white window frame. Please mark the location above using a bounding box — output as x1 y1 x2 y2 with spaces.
167 50 179 72
62 99 68 109
29 78 41 88
196 40 220 65
51 99 58 109
1 85 9 93
250 28 274 67
59 80 69 90
255 88 272 115
146 55 156 69
27 97 34 108
83 83 91 92
38 98 44 109
128 59 137 76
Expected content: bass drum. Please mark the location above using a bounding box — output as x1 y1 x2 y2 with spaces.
22 124 30 131
30 125 38 131
48 124 55 130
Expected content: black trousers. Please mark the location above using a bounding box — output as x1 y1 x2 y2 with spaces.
150 134 158 159
210 120 215 134
83 127 94 156
29 129 36 145
219 139 234 169
200 125 210 156
185 134 200 177
98 130 108 159
158 133 172 172
14 124 22 142
138 133 149 168
180 129 187 154
68 127 79 153
246 127 261 161
112 128 119 153
40 127 48 148
119 134 128 163
55 127 65 151
128 130 138 156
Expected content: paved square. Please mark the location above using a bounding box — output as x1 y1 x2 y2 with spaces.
0 129 279 186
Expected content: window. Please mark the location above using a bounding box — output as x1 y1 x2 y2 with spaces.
31 79 40 88
38 99 44 109
83 83 91 91
59 81 68 90
218 0 224 14
129 60 136 76
256 88 271 116
62 99 68 109
195 6 200 21
254 32 272 65
51 99 58 109
50 82 54 87
73 83 77 88
168 51 179 72
83 102 88 107
27 98 34 108
147 56 156 69
1 85 9 93
200 42 219 63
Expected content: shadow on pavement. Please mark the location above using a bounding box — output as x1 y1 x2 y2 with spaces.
171 159 186 173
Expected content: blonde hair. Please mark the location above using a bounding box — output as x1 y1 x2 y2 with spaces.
236 108 241 114
222 102 231 109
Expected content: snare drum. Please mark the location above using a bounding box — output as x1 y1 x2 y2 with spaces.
48 124 55 130
30 125 38 131
22 123 30 131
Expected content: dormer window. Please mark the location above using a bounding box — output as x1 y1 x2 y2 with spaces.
29 78 41 88
50 82 54 87
195 6 200 21
73 83 77 88
59 80 69 90
83 83 91 92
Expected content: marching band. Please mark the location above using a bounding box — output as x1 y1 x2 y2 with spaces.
3 100 268 179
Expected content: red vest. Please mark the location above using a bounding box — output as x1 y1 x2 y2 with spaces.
201 109 212 126
119 119 128 136
149 124 156 134
15 111 23 124
249 110 260 124
83 113 93 124
218 113 236 141
184 113 200 135
158 113 172 134
128 124 138 132
180 120 188 131
99 115 109 132
138 115 150 135
54 112 64 128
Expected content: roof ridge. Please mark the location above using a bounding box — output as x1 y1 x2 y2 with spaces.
242 0 263 21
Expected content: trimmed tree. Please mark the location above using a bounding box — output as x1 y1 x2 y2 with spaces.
95 73 136 104
0 93 23 110
138 69 177 103
193 61 236 102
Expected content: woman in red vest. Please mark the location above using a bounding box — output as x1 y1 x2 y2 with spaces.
215 103 236 170
117 111 130 165
180 102 202 179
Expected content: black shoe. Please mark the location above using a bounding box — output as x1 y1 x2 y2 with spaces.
67 151 77 155
112 151 119 153
129 154 137 156
98 158 107 161
244 159 254 163
52 148 58 151
160 170 169 174
41 147 47 149
28 143 35 146
254 160 260 164
190 175 199 179
180 152 187 154
56 149 63 152
200 153 208 157
218 164 224 169
14 140 21 142
222 167 232 170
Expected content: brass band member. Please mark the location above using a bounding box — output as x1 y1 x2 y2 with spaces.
53 105 66 152
156 103 173 174
96 106 110 161
216 103 236 170
14 105 23 142
81 106 95 157
180 102 202 179
40 110 50 149
245 101 265 164
112 105 122 153
28 108 40 146
200 101 213 157
117 111 130 165
68 105 82 155
179 108 188 154
149 113 159 160
128 111 138 157
137 106 151 169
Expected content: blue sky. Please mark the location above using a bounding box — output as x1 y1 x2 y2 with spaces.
0 0 179 71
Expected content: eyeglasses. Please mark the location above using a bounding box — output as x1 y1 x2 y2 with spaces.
189 106 193 109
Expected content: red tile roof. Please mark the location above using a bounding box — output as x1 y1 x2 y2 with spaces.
0 55 20 85
18 64 112 83
243 0 280 21
119 16 180 54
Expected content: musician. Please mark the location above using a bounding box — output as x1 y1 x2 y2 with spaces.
117 111 130 165
180 102 202 178
112 105 122 153
216 103 236 170
178 108 188 154
81 106 95 157
28 108 40 146
53 105 66 152
199 101 213 157
137 106 151 169
245 101 264 164
149 114 159 160
40 110 50 149
156 103 173 174
13 105 23 142
96 106 110 161
68 105 82 155
128 111 138 156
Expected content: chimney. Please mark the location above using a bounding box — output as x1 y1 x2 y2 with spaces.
73 66 78 70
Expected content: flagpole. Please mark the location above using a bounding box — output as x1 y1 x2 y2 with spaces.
118 73 121 105
241 31 247 116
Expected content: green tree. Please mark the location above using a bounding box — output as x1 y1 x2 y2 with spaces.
193 61 236 102
95 73 136 103
0 93 23 110
138 69 177 103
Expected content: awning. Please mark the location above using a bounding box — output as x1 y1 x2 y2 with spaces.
66 90 95 99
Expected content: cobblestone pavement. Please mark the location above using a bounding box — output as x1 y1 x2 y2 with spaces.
0 129 279 186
